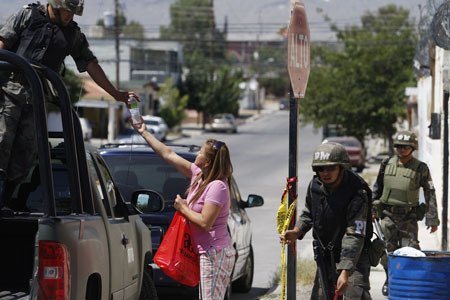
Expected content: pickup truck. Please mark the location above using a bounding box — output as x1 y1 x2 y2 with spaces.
0 50 162 300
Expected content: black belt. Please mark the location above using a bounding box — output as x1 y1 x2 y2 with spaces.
383 205 414 215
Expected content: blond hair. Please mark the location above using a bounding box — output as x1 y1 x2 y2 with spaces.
188 139 233 204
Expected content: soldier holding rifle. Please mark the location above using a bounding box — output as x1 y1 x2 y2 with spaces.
281 142 373 300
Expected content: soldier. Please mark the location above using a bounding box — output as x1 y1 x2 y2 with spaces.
0 0 137 210
372 130 439 296
281 142 373 300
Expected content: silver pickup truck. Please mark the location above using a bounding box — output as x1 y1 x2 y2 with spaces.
0 50 162 300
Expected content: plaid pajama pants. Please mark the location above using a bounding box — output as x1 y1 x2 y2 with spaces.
199 244 235 300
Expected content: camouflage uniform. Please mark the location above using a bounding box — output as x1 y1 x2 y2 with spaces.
372 131 440 295
0 1 96 205
296 143 373 300
373 157 440 270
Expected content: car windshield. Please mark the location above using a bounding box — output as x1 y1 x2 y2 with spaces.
103 154 193 212
145 120 159 126
336 140 359 147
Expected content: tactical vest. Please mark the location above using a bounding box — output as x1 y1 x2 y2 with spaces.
380 156 421 207
310 171 373 260
12 3 75 72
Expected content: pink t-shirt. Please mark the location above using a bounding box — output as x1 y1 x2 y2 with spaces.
187 163 231 254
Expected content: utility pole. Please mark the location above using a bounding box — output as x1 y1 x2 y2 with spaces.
209 0 214 60
114 0 120 89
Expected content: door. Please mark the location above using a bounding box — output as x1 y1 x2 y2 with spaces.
88 154 140 300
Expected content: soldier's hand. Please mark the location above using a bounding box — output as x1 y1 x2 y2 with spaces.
427 225 438 233
336 269 349 295
280 227 302 244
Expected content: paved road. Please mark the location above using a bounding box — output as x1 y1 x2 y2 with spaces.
157 110 322 299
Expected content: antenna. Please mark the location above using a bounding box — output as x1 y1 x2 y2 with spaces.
431 1 450 50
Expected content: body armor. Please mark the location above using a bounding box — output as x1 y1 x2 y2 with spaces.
13 4 75 72
310 171 373 261
380 156 421 207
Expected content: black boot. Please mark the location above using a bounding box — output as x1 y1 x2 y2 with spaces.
382 279 389 296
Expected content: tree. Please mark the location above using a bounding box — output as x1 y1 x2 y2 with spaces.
159 78 189 129
160 0 227 64
300 5 417 151
123 21 145 39
62 68 84 105
185 57 242 127
96 14 145 39
161 0 235 124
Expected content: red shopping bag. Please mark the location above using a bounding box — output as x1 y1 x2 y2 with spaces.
153 212 200 287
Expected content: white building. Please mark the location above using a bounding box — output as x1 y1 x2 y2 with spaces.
413 46 450 250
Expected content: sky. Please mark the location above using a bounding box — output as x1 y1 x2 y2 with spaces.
0 0 440 41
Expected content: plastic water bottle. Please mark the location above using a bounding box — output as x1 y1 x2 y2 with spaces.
128 95 142 125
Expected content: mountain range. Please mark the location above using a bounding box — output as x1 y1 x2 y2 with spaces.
0 0 437 41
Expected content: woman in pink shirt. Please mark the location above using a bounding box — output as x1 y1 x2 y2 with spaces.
132 118 235 300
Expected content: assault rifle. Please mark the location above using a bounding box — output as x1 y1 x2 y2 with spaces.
313 239 333 300
374 218 388 255
373 218 385 240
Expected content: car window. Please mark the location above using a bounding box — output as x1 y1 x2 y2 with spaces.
86 153 113 217
339 140 359 147
103 154 192 212
21 161 73 215
229 178 244 218
90 153 125 219
145 120 159 126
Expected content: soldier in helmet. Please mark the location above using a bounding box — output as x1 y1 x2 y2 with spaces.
0 0 138 210
281 142 373 300
372 131 439 296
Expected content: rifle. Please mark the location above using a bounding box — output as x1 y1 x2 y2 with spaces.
373 218 388 255
373 218 385 240
313 239 333 300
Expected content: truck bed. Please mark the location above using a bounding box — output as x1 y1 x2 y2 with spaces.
0 216 39 297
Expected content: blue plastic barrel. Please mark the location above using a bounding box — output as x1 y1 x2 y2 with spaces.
388 251 450 300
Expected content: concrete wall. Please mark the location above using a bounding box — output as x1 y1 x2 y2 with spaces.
416 46 450 248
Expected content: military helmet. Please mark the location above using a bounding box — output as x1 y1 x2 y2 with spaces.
48 0 84 16
394 131 418 150
311 142 351 170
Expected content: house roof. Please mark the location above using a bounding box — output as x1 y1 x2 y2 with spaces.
81 76 115 101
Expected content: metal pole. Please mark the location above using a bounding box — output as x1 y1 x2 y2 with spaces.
287 84 298 300
114 0 120 89
443 92 449 251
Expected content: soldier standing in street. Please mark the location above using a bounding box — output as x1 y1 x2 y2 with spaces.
281 142 373 300
0 0 137 210
372 130 440 296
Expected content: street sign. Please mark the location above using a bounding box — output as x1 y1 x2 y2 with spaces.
288 2 310 98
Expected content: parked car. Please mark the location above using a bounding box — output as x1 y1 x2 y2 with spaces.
211 113 238 133
100 143 264 298
79 117 92 140
142 115 169 141
322 136 366 172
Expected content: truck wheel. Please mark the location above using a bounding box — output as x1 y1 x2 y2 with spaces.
139 269 158 300
232 246 254 293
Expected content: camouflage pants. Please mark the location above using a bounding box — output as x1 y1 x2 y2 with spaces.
311 251 372 300
380 213 420 272
0 91 37 187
